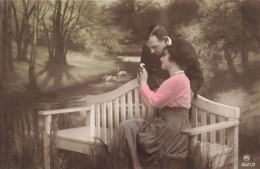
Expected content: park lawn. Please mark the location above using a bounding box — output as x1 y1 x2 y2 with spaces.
11 46 119 92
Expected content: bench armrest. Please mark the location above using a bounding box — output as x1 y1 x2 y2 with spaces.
39 106 94 134
38 106 91 116
181 121 239 136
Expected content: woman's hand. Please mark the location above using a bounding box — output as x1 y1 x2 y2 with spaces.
137 67 148 85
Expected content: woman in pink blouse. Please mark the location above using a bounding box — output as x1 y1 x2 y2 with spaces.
110 42 192 169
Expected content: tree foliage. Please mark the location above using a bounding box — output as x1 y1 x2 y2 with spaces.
181 0 260 89
40 0 83 64
111 0 200 44
198 0 260 74
12 0 35 61
70 1 132 56
166 0 199 28
111 0 162 44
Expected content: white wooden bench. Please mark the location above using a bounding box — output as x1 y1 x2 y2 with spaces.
39 78 240 169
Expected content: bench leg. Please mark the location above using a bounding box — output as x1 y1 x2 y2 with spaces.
231 153 238 169
44 131 50 169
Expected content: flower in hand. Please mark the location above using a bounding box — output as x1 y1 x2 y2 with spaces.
137 67 148 85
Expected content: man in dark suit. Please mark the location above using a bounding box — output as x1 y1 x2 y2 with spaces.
140 24 203 97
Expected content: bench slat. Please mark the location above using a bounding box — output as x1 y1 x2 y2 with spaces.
181 121 239 136
201 109 207 142
108 101 113 129
219 116 226 145
210 114 216 144
191 106 198 128
102 103 106 128
39 106 91 116
134 88 140 118
96 104 100 137
57 127 113 145
121 95 126 122
114 98 119 128
127 91 133 119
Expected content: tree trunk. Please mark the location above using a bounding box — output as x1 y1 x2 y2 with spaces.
58 36 67 64
7 1 13 71
224 49 239 78
29 0 38 91
54 0 61 62
241 1 249 72
0 1 12 166
53 1 67 65
16 39 22 59
241 32 249 71
21 35 30 61
2 0 14 75
13 1 35 62
0 1 5 164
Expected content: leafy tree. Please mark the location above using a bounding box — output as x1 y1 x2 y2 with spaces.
196 0 260 77
195 1 243 78
12 0 35 61
71 1 132 56
166 0 199 28
240 0 260 69
41 0 83 64
111 0 162 44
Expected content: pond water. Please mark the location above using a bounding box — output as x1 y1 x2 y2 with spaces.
35 60 139 129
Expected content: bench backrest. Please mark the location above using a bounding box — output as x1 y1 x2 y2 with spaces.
85 78 240 145
191 95 239 145
86 79 156 130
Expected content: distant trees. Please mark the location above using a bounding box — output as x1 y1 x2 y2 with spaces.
197 0 260 77
111 0 200 44
70 1 131 56
166 0 199 28
240 0 260 69
1 0 133 85
179 0 260 85
111 0 162 43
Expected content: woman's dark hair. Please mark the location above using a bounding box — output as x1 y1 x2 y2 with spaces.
163 36 197 70
143 24 168 42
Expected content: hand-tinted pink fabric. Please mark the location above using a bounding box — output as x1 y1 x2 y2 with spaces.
140 73 191 109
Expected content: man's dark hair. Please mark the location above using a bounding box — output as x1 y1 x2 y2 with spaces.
143 24 168 42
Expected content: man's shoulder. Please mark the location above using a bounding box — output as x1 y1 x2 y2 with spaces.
141 44 151 54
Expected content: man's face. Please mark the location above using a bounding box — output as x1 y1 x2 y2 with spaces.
145 35 167 55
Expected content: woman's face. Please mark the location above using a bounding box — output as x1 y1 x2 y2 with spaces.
160 49 172 70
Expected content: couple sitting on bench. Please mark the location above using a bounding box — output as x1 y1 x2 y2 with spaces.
109 24 203 169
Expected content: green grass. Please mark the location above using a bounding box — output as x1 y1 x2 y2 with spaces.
9 46 119 92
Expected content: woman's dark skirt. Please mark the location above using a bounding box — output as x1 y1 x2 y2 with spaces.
110 107 192 169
